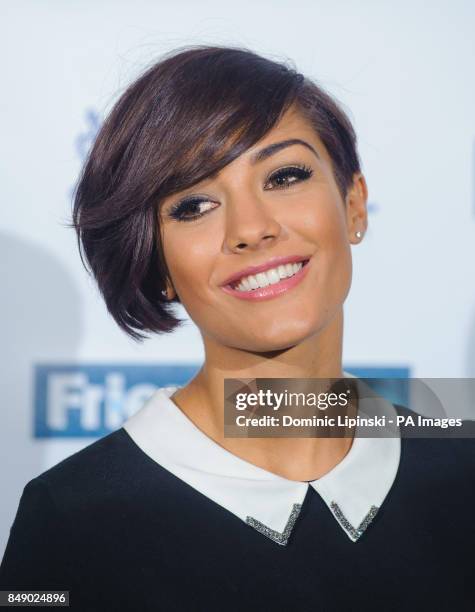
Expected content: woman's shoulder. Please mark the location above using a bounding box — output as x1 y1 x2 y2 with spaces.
0 429 141 591
35 428 134 488
26 427 171 512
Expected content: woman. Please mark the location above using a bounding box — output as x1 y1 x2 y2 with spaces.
1 45 474 611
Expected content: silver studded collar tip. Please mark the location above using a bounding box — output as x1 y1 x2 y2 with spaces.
246 503 303 546
330 502 380 542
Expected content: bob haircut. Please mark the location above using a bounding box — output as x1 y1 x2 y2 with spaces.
71 45 361 341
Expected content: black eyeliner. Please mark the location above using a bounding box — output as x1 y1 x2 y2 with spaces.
264 164 313 190
168 164 314 222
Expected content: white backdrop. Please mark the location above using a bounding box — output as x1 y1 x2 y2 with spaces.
1 0 474 556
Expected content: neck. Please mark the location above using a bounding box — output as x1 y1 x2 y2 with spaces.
170 309 353 481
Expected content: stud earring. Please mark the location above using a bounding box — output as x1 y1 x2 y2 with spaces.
355 231 363 239
161 286 174 300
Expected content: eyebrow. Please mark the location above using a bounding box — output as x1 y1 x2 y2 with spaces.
251 138 320 164
170 137 321 198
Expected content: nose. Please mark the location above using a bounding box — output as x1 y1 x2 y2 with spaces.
223 192 283 253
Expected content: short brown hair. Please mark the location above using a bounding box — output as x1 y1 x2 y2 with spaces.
71 45 361 341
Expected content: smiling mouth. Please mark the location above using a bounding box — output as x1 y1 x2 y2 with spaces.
227 259 310 292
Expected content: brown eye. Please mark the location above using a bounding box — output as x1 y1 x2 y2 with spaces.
265 165 313 190
168 196 218 223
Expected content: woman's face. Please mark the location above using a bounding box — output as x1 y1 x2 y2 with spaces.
158 105 368 352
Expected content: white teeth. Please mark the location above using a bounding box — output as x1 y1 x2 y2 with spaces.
256 272 270 287
267 269 281 285
241 277 252 291
248 276 259 290
233 261 305 292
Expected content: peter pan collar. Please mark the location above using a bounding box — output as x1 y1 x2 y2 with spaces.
122 372 401 546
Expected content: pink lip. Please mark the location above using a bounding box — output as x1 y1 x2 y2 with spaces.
220 258 311 301
220 254 311 288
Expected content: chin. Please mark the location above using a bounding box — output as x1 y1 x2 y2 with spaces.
247 324 320 353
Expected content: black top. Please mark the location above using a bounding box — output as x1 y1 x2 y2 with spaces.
1 406 474 612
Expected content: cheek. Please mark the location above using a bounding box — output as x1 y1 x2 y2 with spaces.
298 190 348 253
299 195 352 303
162 228 218 303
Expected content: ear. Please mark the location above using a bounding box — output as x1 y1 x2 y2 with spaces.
166 279 176 301
161 277 177 301
345 173 368 244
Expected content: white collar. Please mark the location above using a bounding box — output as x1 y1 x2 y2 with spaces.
123 372 401 546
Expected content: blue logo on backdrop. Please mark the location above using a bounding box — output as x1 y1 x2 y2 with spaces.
34 364 410 438
34 364 200 438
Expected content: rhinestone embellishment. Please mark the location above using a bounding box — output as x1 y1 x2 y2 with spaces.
330 501 379 541
246 503 302 546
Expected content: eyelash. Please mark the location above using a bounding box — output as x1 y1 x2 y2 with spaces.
168 164 314 223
